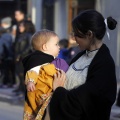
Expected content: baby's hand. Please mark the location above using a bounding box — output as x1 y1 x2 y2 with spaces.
27 82 35 92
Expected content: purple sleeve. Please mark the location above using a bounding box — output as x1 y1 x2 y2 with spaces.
51 58 69 72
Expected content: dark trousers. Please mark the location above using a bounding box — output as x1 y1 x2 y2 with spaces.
16 60 25 92
3 59 16 85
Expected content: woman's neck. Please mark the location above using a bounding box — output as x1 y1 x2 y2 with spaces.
87 40 103 51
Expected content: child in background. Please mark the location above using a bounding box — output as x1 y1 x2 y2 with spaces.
66 33 80 64
57 38 69 61
22 29 69 120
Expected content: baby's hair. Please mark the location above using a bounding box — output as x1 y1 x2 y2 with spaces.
31 29 58 50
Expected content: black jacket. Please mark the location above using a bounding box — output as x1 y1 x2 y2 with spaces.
49 44 117 120
15 32 32 60
22 50 54 75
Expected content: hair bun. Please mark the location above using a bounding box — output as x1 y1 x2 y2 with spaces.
107 17 117 30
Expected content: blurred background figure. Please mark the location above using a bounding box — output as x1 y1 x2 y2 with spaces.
0 17 15 88
11 9 28 94
14 9 25 43
58 34 81 64
13 20 35 95
1 17 12 32
66 33 80 64
58 38 69 61
0 27 5 85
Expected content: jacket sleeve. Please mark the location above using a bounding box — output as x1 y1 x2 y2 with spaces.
49 59 117 120
25 70 38 85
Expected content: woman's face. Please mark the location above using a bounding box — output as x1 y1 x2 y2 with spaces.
73 32 92 50
74 36 91 50
19 23 25 33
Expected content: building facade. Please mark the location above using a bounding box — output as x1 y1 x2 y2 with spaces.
28 0 95 39
96 0 120 81
28 0 120 81
0 0 119 81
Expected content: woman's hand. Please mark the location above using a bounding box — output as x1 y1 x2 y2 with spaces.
53 70 66 91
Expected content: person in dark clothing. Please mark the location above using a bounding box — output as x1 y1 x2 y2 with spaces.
0 17 15 87
14 9 25 42
57 39 69 61
49 10 117 120
14 20 35 93
13 9 25 81
0 32 14 87
66 46 80 64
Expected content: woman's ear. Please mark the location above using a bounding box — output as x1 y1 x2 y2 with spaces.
87 30 94 38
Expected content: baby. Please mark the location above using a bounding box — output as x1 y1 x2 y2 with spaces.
22 29 69 120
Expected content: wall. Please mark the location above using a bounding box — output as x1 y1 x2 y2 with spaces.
96 0 120 81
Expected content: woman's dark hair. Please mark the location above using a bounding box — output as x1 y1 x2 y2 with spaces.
107 16 117 30
72 9 117 40
20 20 36 34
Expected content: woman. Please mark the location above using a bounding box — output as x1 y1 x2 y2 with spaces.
14 20 35 94
49 10 117 120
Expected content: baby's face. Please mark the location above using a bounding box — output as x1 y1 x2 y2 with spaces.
46 36 60 57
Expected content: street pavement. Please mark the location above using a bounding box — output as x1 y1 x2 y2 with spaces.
0 83 120 120
0 101 23 120
0 87 24 120
0 88 24 105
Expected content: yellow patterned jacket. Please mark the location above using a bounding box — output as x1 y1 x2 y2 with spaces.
23 63 57 120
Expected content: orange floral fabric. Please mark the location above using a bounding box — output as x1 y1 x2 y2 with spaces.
23 64 57 120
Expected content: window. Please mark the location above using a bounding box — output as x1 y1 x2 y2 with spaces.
68 0 95 34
